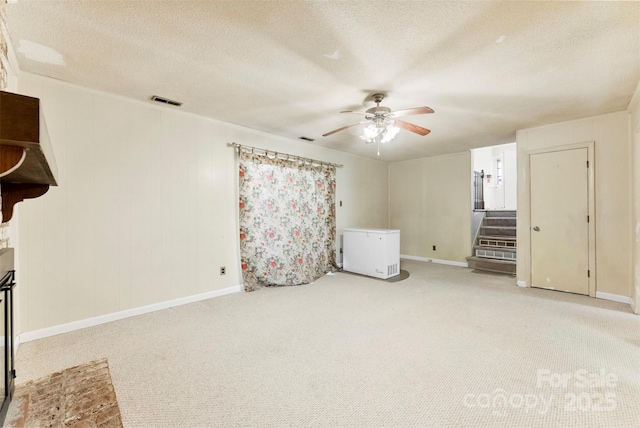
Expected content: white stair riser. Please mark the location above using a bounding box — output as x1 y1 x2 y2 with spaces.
476 249 517 261
478 238 516 248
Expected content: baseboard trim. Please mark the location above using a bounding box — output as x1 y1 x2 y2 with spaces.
400 255 468 268
630 298 637 315
18 285 242 344
595 291 633 306
517 280 527 288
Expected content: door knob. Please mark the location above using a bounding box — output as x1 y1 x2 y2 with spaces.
533 226 540 231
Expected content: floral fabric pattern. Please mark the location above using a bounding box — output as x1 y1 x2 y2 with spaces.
238 152 337 292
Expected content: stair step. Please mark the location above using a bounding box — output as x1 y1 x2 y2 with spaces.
477 236 517 249
485 210 516 217
480 225 516 231
467 256 516 265
478 234 517 241
467 256 516 275
479 226 516 237
483 217 517 227
471 211 517 273
474 245 516 253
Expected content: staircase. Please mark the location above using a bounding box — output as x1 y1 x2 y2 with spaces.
467 210 516 275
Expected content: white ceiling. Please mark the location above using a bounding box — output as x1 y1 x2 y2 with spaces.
6 1 640 162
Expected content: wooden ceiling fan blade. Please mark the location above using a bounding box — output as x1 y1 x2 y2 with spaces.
340 110 375 117
391 106 435 117
395 119 431 136
322 122 362 137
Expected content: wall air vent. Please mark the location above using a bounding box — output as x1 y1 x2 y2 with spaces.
150 95 183 107
298 136 315 142
387 263 398 277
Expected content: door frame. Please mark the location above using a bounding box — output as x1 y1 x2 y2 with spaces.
526 142 596 297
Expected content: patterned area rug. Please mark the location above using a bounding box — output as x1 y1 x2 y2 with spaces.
5 358 122 428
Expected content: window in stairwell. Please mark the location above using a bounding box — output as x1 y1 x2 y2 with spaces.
493 154 505 209
495 157 503 186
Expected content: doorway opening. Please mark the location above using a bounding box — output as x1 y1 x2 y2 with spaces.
468 143 517 275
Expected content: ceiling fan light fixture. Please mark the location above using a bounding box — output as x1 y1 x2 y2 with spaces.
359 121 399 144
380 123 400 144
360 123 381 143
323 93 433 152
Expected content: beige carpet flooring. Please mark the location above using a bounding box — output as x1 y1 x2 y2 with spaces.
11 260 640 427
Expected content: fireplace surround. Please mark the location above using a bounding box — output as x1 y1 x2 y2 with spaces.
0 248 15 425
0 90 58 424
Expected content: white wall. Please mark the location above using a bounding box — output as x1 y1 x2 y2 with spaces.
14 73 389 334
389 152 472 263
516 111 632 298
503 147 517 210
629 83 640 314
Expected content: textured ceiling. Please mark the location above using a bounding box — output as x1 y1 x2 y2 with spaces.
6 1 640 162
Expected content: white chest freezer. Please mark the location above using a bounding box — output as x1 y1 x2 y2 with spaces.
343 228 400 279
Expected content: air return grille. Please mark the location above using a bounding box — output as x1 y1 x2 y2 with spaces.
388 263 398 277
150 95 183 107
476 249 516 261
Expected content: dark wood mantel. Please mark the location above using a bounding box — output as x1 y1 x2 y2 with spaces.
0 91 58 222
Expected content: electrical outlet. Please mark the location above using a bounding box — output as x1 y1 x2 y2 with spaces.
220 266 226 275
433 245 436 251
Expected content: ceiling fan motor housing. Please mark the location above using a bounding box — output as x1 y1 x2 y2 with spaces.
372 93 385 104
365 106 391 115
366 93 391 119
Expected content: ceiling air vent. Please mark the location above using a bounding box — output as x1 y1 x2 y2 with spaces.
150 95 183 107
298 136 315 142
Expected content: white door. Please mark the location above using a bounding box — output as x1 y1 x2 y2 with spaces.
530 148 590 295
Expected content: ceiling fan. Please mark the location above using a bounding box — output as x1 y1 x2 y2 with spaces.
322 93 434 147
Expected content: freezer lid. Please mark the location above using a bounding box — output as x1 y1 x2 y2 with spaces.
343 228 400 234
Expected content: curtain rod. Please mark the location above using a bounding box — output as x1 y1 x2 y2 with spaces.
228 142 343 168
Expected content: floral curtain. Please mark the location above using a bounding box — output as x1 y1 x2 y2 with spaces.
238 151 337 292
